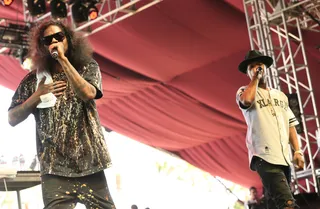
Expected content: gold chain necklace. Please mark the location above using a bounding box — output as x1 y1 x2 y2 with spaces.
258 88 277 116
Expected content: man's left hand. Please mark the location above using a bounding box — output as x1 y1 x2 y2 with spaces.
293 153 304 170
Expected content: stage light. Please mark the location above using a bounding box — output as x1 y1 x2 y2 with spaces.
88 5 98 20
1 0 14 6
50 0 68 19
27 0 46 16
72 0 99 23
72 1 88 23
287 93 304 134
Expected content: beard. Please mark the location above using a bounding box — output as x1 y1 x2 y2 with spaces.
259 77 267 85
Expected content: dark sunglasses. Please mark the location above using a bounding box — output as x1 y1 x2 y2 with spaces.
41 32 65 46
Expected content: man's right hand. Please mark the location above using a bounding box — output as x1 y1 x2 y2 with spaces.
253 66 263 80
36 77 67 97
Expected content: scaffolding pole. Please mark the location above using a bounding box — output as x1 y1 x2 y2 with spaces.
243 0 320 194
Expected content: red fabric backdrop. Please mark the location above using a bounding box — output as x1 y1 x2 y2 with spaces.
1 0 319 189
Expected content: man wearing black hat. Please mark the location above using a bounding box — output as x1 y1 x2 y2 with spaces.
236 50 305 209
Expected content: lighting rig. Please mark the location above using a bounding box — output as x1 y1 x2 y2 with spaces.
1 0 14 6
22 0 162 36
0 19 31 66
1 0 162 68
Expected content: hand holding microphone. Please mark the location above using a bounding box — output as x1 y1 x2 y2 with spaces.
49 43 64 60
255 66 263 80
51 47 58 59
51 48 59 59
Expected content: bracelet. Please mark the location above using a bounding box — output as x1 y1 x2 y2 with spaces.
294 150 303 156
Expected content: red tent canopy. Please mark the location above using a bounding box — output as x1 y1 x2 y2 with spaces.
1 0 319 189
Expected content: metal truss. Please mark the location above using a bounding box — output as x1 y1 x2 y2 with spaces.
0 18 30 61
243 0 320 194
22 0 162 37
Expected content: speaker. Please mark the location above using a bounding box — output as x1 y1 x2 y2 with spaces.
317 174 320 196
286 93 304 134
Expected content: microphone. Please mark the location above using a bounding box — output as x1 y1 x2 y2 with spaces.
51 48 58 59
257 67 263 72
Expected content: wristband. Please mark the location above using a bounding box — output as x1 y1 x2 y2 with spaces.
294 150 303 156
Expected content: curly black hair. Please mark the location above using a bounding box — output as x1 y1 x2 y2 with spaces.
28 19 93 72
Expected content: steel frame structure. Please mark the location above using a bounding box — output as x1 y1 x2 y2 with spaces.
22 0 162 37
0 18 30 60
243 0 320 194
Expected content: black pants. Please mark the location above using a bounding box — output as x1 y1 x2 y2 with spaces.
253 157 299 209
41 171 116 209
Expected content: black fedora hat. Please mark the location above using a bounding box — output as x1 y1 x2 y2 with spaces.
238 50 273 74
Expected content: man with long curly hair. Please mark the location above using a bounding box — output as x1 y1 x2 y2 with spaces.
8 20 116 209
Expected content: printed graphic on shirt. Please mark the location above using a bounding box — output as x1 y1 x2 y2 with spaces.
255 98 288 111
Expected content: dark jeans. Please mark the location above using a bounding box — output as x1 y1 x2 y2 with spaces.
41 171 116 209
253 157 299 209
